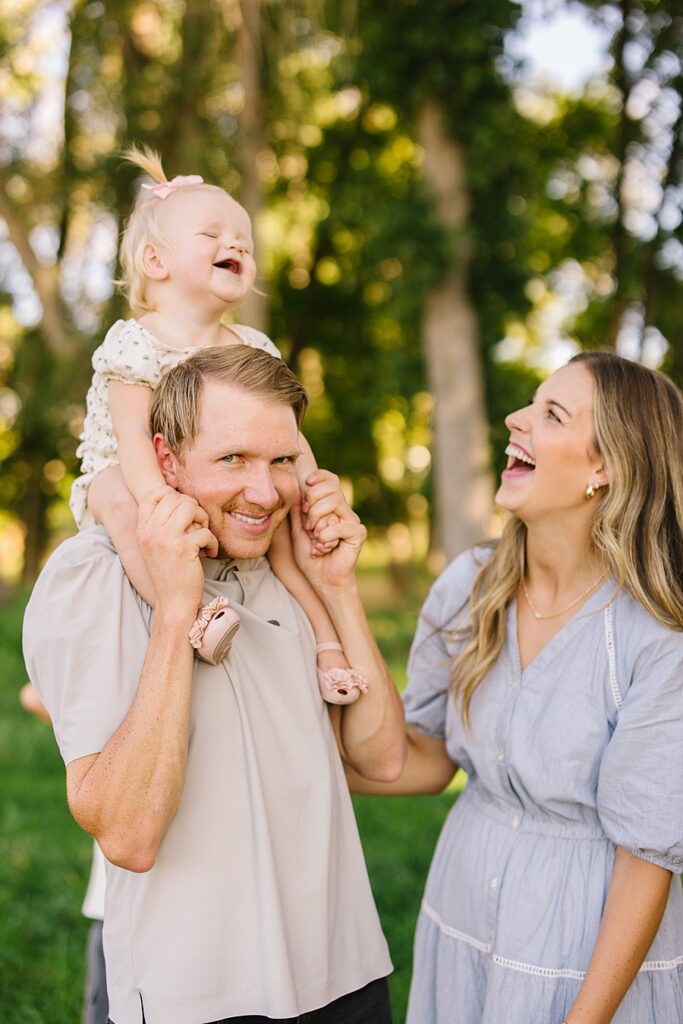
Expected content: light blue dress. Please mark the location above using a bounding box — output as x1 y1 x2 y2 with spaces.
404 548 683 1024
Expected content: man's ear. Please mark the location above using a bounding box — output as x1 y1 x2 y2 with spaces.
153 434 180 487
142 243 169 280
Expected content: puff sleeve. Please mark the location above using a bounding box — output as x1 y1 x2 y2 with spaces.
92 319 162 388
230 323 282 359
22 529 153 765
403 548 486 739
597 627 683 873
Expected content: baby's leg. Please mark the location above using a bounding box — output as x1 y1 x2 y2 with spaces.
269 520 367 705
87 466 157 606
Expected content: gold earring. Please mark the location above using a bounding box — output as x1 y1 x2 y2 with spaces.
585 484 595 499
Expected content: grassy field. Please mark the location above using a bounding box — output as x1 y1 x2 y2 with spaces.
0 567 459 1023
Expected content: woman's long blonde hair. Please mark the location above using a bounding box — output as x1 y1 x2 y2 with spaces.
447 351 683 726
117 145 226 316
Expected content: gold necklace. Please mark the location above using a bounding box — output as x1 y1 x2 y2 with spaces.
522 570 607 621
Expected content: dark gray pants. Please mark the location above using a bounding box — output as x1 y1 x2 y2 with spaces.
82 920 109 1024
205 977 393 1024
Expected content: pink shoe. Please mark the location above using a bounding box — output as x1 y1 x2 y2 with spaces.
189 596 241 665
315 642 368 706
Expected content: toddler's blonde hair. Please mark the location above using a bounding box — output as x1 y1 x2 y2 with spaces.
117 145 228 316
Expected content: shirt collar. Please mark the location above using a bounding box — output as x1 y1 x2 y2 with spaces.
202 556 268 581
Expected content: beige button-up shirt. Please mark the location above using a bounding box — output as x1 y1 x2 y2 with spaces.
23 528 392 1024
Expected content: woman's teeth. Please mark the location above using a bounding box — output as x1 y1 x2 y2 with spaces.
505 443 536 467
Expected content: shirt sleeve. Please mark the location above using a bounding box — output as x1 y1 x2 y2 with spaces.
597 628 683 873
22 529 153 765
403 548 487 740
91 320 161 388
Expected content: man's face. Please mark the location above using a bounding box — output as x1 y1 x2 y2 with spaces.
162 381 301 559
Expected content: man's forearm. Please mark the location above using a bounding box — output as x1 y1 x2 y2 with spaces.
67 611 195 872
566 847 671 1024
321 582 406 782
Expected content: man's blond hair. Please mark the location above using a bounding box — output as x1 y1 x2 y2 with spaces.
150 347 308 457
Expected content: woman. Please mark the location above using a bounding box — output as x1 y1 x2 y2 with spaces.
352 352 683 1023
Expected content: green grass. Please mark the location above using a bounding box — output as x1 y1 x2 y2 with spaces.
0 567 456 1023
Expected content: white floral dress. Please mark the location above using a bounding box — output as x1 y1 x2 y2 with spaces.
70 319 281 528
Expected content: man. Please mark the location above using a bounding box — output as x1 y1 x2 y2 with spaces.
23 346 406 1024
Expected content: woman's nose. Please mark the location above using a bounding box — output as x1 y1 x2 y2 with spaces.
504 404 531 432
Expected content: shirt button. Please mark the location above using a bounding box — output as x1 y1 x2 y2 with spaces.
490 877 499 890
497 750 505 763
512 815 521 828
511 680 518 689
241 575 251 587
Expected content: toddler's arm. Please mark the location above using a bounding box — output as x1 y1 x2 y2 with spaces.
108 380 167 501
297 433 338 554
87 381 172 606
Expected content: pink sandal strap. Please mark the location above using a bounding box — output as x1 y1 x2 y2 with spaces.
189 596 230 650
315 641 344 654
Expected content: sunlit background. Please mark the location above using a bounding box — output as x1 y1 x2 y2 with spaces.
0 0 681 587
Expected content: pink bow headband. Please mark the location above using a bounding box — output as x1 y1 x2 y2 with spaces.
141 174 204 200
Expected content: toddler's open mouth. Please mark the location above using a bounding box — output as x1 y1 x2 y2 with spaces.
213 257 242 274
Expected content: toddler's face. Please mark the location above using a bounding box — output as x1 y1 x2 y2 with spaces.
153 188 257 309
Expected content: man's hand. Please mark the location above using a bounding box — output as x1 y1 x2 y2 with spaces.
137 486 218 620
290 470 366 591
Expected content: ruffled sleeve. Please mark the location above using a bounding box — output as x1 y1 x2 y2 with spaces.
22 529 153 765
91 319 162 388
403 548 488 740
230 323 282 359
597 622 683 873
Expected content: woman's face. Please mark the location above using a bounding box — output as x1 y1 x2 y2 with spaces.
495 362 607 525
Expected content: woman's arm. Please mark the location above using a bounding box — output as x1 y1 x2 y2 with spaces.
108 381 166 503
344 728 459 796
565 847 671 1024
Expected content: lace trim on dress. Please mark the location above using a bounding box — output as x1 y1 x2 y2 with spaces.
421 901 491 954
422 900 683 976
604 604 622 710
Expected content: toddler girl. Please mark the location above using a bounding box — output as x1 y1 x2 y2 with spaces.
70 146 367 704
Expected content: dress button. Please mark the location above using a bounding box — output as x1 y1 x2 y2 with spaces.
490 877 499 890
512 815 521 828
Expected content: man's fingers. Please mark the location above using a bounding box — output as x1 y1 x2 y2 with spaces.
187 526 218 559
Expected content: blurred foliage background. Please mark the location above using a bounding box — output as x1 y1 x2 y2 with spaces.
0 0 681 586
2 1 683 1020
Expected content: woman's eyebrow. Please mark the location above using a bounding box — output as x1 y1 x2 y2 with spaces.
548 398 572 417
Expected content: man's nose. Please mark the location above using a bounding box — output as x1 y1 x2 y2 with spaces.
243 466 278 509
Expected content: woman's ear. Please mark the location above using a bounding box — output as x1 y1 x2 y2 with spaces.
142 243 169 280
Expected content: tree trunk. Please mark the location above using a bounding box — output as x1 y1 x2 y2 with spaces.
418 99 493 561
234 0 268 333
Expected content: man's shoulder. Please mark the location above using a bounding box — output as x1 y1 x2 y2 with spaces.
27 527 129 620
37 526 121 585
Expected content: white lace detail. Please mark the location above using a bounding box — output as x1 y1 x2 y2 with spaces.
421 901 491 954
491 954 585 980
604 604 622 710
640 954 683 972
423 900 683 977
